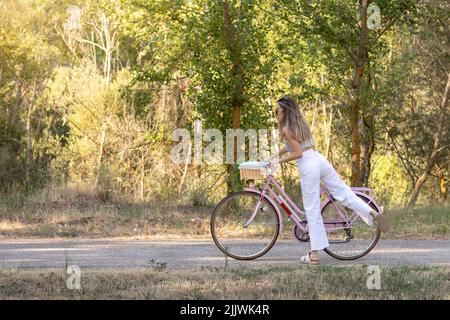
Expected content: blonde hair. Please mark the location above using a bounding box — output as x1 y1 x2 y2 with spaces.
277 97 313 144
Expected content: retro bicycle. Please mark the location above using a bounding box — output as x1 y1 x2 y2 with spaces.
210 161 383 261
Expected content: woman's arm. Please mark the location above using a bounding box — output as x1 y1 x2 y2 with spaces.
268 146 288 161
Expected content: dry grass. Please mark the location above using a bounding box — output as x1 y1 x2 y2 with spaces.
383 206 449 240
0 184 448 240
0 184 213 238
0 265 448 300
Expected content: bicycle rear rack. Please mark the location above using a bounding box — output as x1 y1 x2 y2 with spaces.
350 187 376 199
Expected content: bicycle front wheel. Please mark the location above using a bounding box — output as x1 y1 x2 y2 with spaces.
210 191 280 260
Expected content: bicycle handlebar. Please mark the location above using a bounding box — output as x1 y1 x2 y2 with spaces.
261 160 276 175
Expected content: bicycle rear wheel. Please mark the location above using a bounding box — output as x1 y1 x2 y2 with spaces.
210 191 280 260
321 194 381 260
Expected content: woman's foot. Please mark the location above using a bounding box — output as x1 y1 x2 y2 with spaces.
370 210 389 233
300 251 319 265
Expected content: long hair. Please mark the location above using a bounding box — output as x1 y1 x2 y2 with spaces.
277 96 313 144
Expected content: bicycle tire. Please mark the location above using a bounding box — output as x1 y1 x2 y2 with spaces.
322 194 381 260
210 191 280 260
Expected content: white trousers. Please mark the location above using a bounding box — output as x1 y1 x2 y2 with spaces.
296 149 374 251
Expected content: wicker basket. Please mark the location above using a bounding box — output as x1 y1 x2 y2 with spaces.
239 162 268 180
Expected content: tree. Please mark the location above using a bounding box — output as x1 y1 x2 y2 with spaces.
276 0 419 186
135 0 282 192
0 0 66 191
379 0 449 207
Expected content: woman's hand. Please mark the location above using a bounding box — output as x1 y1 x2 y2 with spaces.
265 147 287 163
267 158 279 168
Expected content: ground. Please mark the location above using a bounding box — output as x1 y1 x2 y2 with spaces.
0 194 448 299
0 238 448 299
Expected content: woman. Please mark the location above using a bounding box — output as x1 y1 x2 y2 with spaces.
267 96 389 265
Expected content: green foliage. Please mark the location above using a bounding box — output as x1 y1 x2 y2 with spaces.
0 0 66 192
0 0 447 209
369 153 410 207
184 0 281 131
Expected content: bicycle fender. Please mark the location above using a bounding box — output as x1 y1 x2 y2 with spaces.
354 191 382 213
243 187 285 236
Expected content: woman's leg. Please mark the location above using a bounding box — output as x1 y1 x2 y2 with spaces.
316 152 374 225
298 155 329 252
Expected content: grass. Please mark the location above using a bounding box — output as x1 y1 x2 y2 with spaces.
383 205 449 240
0 185 448 240
0 265 448 299
0 185 213 239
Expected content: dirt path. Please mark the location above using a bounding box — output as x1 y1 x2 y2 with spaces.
0 238 448 269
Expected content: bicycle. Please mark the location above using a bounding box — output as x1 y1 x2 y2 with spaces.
210 161 383 261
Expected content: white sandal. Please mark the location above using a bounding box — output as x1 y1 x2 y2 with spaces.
300 252 319 265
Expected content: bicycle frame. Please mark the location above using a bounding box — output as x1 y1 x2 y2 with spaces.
242 172 381 238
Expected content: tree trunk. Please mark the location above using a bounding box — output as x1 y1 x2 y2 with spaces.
407 73 450 207
26 104 33 184
350 0 369 187
140 147 150 200
322 103 334 160
359 116 375 187
25 85 38 184
221 1 244 193
95 117 107 187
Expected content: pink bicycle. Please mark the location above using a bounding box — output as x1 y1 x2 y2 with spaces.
210 161 382 261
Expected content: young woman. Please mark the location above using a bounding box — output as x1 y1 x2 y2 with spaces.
267 96 389 265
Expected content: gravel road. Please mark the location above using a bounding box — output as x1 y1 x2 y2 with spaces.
0 238 448 269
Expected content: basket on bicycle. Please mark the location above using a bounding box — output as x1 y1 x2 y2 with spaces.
239 162 268 180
